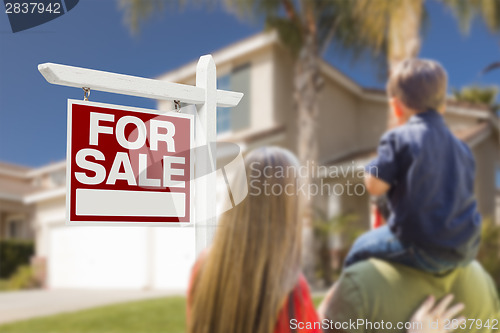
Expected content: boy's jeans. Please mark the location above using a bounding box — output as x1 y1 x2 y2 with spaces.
344 226 476 274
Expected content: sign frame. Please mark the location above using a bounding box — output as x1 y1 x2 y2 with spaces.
39 55 243 254
65 99 195 227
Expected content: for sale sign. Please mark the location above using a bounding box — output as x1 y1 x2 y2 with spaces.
66 100 194 225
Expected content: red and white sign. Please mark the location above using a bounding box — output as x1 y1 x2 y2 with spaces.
66 100 194 225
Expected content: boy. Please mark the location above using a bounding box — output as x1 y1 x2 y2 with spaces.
344 59 481 273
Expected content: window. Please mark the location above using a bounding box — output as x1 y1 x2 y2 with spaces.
496 165 500 189
7 219 22 239
216 63 251 135
50 170 66 186
217 75 231 134
5 214 26 240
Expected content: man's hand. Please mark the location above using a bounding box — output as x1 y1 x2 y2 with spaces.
408 295 465 333
365 174 390 196
317 282 338 320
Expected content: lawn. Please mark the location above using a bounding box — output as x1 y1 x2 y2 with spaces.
0 296 187 333
0 296 325 333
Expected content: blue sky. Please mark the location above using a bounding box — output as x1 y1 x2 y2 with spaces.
0 0 499 167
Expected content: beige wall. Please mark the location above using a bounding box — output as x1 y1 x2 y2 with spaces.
472 134 498 222
444 112 480 132
34 196 65 257
272 45 296 152
271 44 389 162
316 75 387 163
247 47 275 132
317 77 360 160
158 46 277 139
356 100 389 152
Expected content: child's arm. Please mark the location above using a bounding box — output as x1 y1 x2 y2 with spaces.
364 173 390 196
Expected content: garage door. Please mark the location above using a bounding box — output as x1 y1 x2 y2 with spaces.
48 226 149 289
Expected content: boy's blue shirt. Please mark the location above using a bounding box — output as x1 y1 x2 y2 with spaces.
366 109 481 260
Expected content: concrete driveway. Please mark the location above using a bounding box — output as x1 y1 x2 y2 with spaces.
0 289 181 325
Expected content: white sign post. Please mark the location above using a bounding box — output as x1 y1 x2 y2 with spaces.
38 55 243 255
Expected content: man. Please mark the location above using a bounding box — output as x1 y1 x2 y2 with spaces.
320 259 500 333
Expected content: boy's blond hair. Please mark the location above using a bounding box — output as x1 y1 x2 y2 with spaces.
387 58 448 113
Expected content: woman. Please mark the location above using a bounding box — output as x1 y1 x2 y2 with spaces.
187 147 464 333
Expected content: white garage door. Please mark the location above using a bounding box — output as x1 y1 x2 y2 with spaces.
48 225 197 290
48 226 149 289
153 227 196 290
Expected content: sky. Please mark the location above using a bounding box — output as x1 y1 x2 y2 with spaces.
0 0 499 167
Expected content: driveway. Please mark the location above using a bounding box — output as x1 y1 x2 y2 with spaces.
0 289 181 325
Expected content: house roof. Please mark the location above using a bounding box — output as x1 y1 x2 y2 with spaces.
0 160 66 203
157 31 500 113
0 177 35 201
447 100 493 112
157 31 388 103
157 32 280 83
454 122 492 145
0 161 33 178
0 160 65 179
324 120 498 172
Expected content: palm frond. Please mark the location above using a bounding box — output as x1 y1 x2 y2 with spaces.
482 61 500 74
452 85 499 112
119 0 207 33
265 16 303 56
441 0 500 33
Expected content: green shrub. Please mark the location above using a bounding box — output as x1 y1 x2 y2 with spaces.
0 279 8 291
0 240 34 279
7 265 40 290
313 213 363 287
477 218 500 288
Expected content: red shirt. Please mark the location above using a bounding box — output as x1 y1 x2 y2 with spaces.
187 254 321 333
274 274 322 333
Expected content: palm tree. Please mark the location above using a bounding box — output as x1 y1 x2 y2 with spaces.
351 0 500 126
352 0 500 71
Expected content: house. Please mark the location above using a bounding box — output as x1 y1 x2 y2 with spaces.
0 161 65 241
1 31 498 290
157 31 499 229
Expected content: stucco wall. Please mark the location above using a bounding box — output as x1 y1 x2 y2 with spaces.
444 112 480 132
158 46 276 138
34 196 65 257
472 134 498 222
272 45 296 152
317 76 360 160
356 100 388 152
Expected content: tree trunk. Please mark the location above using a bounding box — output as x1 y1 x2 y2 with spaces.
294 33 322 284
386 0 422 128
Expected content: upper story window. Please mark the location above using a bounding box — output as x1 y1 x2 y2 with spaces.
217 75 232 134
50 170 66 186
496 165 500 190
216 63 251 135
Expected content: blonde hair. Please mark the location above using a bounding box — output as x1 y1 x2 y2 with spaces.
387 58 448 112
188 146 303 333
